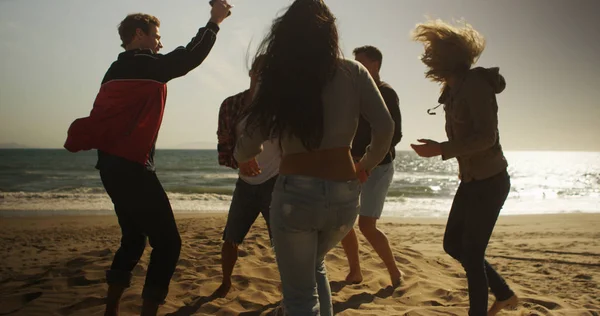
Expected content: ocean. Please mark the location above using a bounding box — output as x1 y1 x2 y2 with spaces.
0 149 598 217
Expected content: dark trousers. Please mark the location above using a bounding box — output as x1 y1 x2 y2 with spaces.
100 165 181 303
222 176 277 245
443 170 514 316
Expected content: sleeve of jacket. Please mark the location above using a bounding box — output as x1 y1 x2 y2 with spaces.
150 22 220 82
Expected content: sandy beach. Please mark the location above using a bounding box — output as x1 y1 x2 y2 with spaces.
0 213 598 315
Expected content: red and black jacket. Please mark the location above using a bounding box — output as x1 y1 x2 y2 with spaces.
64 22 220 171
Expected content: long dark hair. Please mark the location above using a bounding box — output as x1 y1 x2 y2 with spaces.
244 0 341 151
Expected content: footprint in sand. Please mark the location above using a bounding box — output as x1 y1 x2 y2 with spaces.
82 248 113 257
523 297 561 310
422 299 445 306
0 291 43 315
65 257 93 268
231 275 251 291
67 275 104 287
178 258 194 268
393 255 413 265
58 296 106 315
574 274 593 281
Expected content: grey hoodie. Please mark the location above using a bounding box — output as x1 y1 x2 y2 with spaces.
439 67 508 182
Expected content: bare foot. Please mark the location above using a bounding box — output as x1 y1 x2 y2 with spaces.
212 281 231 298
488 294 518 316
345 271 363 284
390 269 403 288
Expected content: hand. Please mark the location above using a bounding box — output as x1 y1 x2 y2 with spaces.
239 158 261 177
410 139 442 158
210 0 233 25
354 162 370 184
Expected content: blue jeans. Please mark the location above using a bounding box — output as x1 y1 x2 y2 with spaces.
270 175 361 316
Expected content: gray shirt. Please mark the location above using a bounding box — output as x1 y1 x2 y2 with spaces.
234 59 394 171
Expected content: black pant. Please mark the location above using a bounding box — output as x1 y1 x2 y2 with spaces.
100 165 181 303
443 170 513 316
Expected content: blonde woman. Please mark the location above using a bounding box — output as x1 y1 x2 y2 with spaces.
411 19 518 316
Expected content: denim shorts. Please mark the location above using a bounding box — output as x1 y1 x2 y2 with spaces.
222 176 277 244
359 162 394 219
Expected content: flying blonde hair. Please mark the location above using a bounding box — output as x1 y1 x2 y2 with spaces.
412 19 486 83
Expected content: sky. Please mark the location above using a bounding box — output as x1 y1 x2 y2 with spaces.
0 0 599 151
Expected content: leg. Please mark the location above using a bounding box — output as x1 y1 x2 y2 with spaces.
340 227 362 283
481 173 517 315
105 225 146 316
215 178 263 297
315 182 360 316
213 241 238 298
486 260 514 301
259 175 278 245
315 259 333 316
443 182 470 261
270 176 326 316
137 172 181 313
104 284 126 316
271 218 320 316
100 169 148 316
356 163 400 286
316 223 356 316
358 216 402 286
461 171 512 316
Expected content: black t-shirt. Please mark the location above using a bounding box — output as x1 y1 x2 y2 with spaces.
351 82 402 165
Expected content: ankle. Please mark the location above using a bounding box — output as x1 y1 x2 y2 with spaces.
105 284 126 316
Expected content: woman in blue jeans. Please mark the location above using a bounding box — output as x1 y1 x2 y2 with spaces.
233 1 394 314
410 19 518 316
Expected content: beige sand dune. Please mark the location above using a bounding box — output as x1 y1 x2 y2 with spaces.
0 213 598 315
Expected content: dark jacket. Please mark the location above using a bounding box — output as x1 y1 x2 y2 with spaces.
439 67 508 182
64 22 220 171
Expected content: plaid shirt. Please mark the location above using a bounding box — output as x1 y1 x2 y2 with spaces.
217 90 249 169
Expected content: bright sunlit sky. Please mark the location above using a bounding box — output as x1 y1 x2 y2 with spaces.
1 0 599 151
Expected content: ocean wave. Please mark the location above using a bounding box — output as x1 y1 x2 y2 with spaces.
386 186 448 198
2 190 599 215
0 190 232 201
0 185 449 198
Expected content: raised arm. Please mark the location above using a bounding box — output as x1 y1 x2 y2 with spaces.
150 1 231 82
